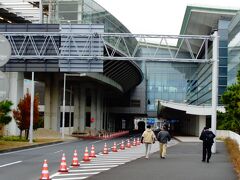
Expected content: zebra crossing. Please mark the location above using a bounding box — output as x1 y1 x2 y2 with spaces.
50 139 178 180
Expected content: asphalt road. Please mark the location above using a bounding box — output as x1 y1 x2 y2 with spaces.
0 138 235 180
0 135 139 180
86 142 237 180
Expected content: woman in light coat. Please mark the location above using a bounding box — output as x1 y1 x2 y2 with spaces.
141 125 156 159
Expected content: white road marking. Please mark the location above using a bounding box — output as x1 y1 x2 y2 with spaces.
0 161 22 168
91 160 128 162
50 172 60 179
52 177 87 180
80 165 119 168
80 162 125 166
54 150 63 154
50 139 179 180
90 140 103 144
0 141 71 156
55 172 99 176
69 168 110 172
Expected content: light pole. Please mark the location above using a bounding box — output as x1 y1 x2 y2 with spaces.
29 72 34 143
29 0 43 144
211 30 219 153
62 73 66 139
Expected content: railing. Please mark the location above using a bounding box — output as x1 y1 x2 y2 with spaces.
1 32 213 63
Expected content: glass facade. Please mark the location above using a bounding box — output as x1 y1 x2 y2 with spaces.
186 20 230 105
140 46 198 111
228 11 240 85
186 63 212 105
49 0 137 55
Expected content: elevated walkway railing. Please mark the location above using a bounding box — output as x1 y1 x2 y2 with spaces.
1 32 213 63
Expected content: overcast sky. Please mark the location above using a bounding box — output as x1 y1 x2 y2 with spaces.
95 0 240 35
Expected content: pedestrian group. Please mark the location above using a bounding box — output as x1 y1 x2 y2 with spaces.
141 124 215 163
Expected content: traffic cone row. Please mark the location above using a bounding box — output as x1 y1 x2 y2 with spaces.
39 138 142 177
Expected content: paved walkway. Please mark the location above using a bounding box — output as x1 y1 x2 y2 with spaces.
87 142 237 180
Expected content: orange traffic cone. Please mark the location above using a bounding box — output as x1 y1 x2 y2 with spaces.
111 142 118 152
126 139 131 148
71 150 80 167
90 145 96 158
58 153 68 173
39 159 51 180
102 143 108 154
136 138 141 145
82 147 90 162
132 138 136 146
120 140 125 150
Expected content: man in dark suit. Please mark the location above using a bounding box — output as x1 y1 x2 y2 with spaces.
199 127 216 163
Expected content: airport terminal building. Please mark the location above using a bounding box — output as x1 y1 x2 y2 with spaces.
0 0 240 137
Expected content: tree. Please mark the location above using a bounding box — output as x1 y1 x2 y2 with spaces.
13 91 39 139
0 100 13 125
218 69 240 134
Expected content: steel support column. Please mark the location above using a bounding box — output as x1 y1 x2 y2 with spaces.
211 31 219 153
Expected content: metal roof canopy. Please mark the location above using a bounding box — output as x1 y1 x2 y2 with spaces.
179 6 237 53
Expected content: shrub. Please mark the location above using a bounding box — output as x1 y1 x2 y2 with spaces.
0 136 28 142
225 138 240 178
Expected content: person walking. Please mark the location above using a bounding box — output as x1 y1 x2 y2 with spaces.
141 125 156 159
199 127 216 163
157 125 171 159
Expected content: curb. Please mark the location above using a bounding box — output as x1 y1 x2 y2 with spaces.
0 141 63 154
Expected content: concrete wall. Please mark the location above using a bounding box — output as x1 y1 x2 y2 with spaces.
5 72 24 136
181 115 206 136
217 130 240 150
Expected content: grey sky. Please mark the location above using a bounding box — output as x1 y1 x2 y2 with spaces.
95 0 240 35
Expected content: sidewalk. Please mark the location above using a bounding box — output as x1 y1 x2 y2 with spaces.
87 142 237 180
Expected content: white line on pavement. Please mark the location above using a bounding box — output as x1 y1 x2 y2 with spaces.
0 141 71 156
52 177 88 180
80 165 118 168
55 172 99 176
91 160 128 162
80 162 125 166
54 150 63 154
90 140 103 144
69 168 110 172
0 161 22 168
50 172 60 179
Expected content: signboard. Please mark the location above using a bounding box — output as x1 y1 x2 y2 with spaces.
147 118 155 125
0 35 11 67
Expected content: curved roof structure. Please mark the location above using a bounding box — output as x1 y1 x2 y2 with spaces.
178 6 238 53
